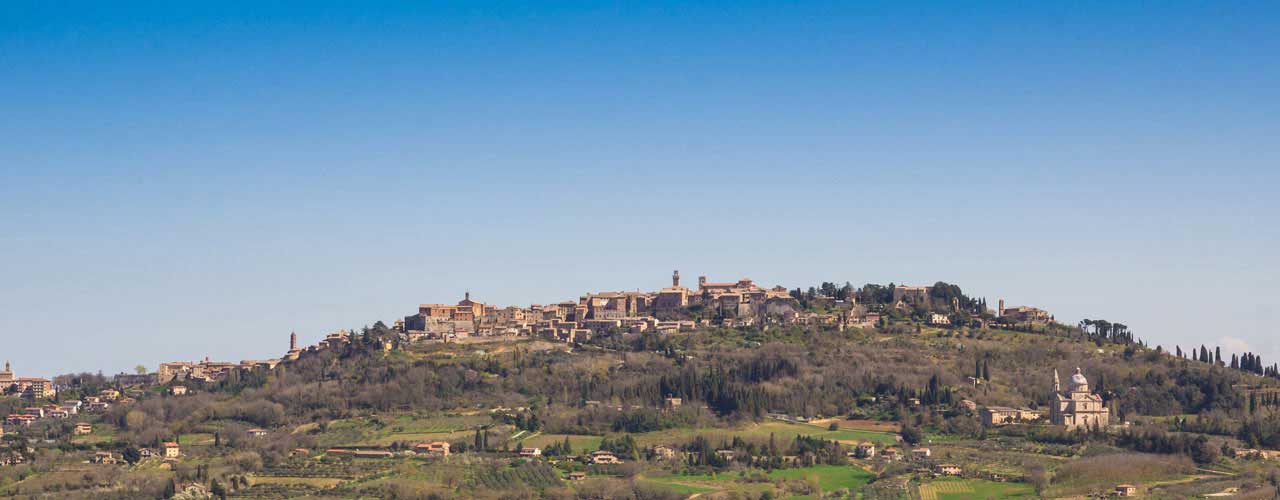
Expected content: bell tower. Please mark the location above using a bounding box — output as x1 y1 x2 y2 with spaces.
290 331 297 351
672 270 680 288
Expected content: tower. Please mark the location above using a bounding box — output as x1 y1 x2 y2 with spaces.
698 276 707 288
998 299 1005 317
465 291 471 302
672 270 680 288
290 332 297 351
1053 369 1061 393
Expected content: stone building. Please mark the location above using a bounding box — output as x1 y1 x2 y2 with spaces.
1050 368 1110 429
1000 304 1052 324
892 285 932 305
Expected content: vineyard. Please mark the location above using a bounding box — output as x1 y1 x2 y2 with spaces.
255 456 397 480
465 462 563 490
228 483 322 499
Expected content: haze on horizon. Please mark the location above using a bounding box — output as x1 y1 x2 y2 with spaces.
1 2 1277 378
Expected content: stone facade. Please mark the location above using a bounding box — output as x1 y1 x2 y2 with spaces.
1050 368 1110 430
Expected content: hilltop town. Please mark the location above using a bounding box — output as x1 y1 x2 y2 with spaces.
2 273 1280 500
151 271 1058 381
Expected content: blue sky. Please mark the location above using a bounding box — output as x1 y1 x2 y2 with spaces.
2 1 1277 377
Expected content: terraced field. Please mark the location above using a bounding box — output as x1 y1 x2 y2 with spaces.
304 413 491 447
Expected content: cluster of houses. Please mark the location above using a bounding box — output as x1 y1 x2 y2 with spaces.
158 357 282 384
3 387 130 430
0 362 54 400
393 273 1058 345
396 272 802 343
155 330 354 386
320 440 629 467
92 442 180 465
847 443 962 477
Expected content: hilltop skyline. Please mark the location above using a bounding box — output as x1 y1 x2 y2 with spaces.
2 2 1278 376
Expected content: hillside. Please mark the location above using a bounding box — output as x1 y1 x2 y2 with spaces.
4 316 1280 499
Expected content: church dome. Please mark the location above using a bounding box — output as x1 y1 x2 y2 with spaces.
1069 368 1088 389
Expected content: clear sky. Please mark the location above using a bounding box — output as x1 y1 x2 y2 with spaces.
2 2 1277 377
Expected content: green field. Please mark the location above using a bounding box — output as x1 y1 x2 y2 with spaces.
644 465 874 497
808 427 899 446
640 480 719 495
516 433 604 453
767 465 875 492
919 478 1036 500
178 432 216 445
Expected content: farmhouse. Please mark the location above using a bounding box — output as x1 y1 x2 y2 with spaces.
518 448 542 458
981 406 1020 426
414 441 451 457
1115 484 1137 497
163 442 180 458
590 450 622 464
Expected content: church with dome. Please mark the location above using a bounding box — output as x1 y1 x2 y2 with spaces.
1050 367 1110 429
